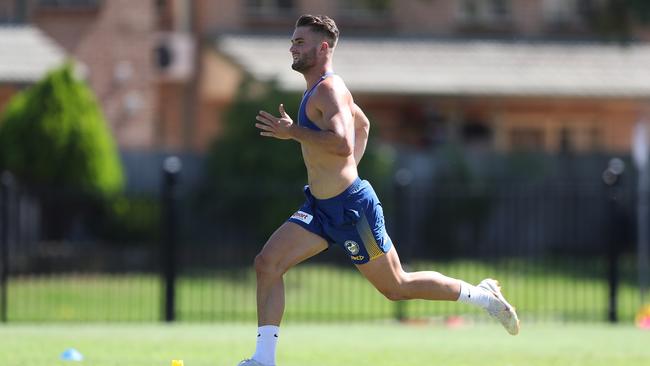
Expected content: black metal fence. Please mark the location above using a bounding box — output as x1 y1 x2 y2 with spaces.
0 156 645 324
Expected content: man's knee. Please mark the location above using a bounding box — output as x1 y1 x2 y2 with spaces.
254 251 283 279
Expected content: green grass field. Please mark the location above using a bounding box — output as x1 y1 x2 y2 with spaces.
6 259 643 323
1 322 649 366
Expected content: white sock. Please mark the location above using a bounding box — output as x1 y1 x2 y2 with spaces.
252 325 279 366
456 281 492 309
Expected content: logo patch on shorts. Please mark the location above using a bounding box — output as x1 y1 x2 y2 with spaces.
345 240 360 255
291 210 313 224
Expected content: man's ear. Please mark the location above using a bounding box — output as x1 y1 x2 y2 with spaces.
320 41 329 53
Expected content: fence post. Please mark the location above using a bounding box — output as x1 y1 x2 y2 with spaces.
392 168 413 322
0 172 13 323
162 157 182 322
632 120 650 304
603 158 625 323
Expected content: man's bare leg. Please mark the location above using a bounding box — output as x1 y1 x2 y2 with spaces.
247 222 328 365
357 245 520 335
356 245 461 301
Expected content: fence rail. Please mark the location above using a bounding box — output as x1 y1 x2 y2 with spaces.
0 166 644 324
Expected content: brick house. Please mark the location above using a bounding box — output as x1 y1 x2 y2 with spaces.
1 0 649 155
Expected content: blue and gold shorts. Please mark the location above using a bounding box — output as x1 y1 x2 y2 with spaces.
287 177 393 264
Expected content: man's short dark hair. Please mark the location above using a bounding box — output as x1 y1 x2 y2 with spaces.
295 14 339 48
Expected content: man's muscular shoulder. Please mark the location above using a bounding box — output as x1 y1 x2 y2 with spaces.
312 76 353 110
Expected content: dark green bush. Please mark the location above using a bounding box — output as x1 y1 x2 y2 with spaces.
0 63 123 196
95 195 161 245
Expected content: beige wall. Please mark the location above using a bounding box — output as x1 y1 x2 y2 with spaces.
500 98 645 153
194 49 245 151
443 97 645 153
353 94 647 153
157 83 185 151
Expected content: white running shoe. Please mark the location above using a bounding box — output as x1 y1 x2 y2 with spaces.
237 359 272 366
477 278 520 335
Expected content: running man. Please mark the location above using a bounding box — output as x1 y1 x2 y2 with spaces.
239 14 519 366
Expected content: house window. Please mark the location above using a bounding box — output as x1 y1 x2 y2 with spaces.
458 0 511 25
542 0 595 27
246 0 294 16
335 0 392 32
37 0 101 7
462 121 492 144
338 0 391 17
509 127 545 151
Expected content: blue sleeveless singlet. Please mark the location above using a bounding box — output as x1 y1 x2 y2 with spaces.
298 72 334 131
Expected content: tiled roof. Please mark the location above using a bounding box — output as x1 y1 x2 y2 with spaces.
217 34 650 97
0 25 67 83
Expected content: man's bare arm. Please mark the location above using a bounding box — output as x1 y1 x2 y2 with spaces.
255 104 351 156
255 84 354 157
352 103 370 165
